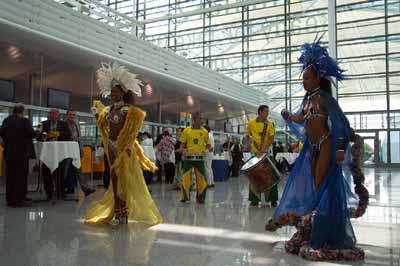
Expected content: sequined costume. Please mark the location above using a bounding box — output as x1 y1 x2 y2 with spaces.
85 101 162 225
265 36 368 261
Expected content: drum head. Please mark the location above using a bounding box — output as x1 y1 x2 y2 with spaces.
241 153 267 171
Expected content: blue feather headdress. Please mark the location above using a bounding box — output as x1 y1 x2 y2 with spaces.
298 33 345 81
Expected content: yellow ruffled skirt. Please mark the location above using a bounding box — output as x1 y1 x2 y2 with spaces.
85 151 163 225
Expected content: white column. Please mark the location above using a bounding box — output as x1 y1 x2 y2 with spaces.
328 0 338 99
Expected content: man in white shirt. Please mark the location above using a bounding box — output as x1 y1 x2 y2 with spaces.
140 132 156 188
204 125 214 187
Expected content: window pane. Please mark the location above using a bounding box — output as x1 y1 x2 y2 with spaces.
339 95 387 112
390 131 400 163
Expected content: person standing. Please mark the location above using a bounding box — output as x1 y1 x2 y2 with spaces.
203 125 214 187
172 128 185 190
140 132 156 186
158 128 176 184
179 112 212 203
85 62 162 226
153 129 164 183
39 108 71 200
244 105 277 207
64 109 95 197
230 137 243 177
265 37 366 260
0 104 36 207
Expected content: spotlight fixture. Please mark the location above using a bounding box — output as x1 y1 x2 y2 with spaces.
186 95 194 107
144 83 153 96
7 46 22 60
217 103 224 114
241 110 246 121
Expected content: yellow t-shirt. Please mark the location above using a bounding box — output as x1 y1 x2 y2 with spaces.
246 119 275 153
180 126 209 155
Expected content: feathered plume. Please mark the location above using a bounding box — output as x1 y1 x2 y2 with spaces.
298 33 345 81
96 62 142 97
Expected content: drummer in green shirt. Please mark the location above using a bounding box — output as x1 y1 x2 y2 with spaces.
245 105 277 207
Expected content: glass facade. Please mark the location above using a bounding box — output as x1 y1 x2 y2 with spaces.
100 0 400 163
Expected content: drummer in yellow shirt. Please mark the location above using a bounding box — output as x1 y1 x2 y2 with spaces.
245 105 277 207
179 112 212 203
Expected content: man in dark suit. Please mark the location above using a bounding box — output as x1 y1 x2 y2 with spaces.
39 108 71 200
0 103 36 207
39 108 71 141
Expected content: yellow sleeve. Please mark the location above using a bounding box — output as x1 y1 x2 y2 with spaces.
93 100 106 113
203 128 209 144
267 121 275 138
94 105 110 144
179 128 188 144
116 106 145 152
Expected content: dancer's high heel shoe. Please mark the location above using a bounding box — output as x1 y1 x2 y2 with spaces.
109 208 122 226
118 207 128 224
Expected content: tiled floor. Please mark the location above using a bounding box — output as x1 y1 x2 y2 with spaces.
0 167 399 266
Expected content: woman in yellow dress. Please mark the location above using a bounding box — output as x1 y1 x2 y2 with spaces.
85 63 163 226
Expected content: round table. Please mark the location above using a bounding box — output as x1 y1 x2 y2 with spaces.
275 152 299 165
35 141 81 173
34 141 81 199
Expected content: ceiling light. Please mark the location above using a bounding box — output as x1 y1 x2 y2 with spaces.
186 95 194 107
144 83 153 96
217 103 224 114
241 110 247 121
7 46 22 60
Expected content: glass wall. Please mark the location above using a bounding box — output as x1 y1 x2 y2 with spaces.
336 0 400 163
100 0 399 163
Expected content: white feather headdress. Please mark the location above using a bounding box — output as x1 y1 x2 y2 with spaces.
96 62 142 97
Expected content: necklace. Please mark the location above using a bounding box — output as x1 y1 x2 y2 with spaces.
106 101 125 124
112 100 124 109
307 87 320 100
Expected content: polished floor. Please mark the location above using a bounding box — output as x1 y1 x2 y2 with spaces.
0 167 399 266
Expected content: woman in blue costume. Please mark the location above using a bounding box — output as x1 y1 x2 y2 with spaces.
265 36 369 261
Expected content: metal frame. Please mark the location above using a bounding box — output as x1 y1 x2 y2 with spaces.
122 0 399 165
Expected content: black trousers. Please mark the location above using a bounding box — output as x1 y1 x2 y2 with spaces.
231 159 242 177
64 158 90 193
156 160 162 182
5 159 29 205
163 162 175 183
143 170 153 185
42 160 68 199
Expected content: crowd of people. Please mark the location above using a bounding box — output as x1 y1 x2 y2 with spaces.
0 36 368 261
0 105 95 207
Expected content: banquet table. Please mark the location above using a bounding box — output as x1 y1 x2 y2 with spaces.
35 141 81 173
212 159 230 182
275 152 299 165
34 141 81 199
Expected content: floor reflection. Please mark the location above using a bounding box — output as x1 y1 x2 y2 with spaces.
0 167 398 265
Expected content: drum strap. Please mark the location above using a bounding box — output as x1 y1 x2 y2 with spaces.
258 122 268 153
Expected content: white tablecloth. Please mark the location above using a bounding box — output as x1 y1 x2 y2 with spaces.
275 152 299 165
35 141 81 173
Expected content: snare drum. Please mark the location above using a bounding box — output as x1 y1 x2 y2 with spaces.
241 154 281 193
